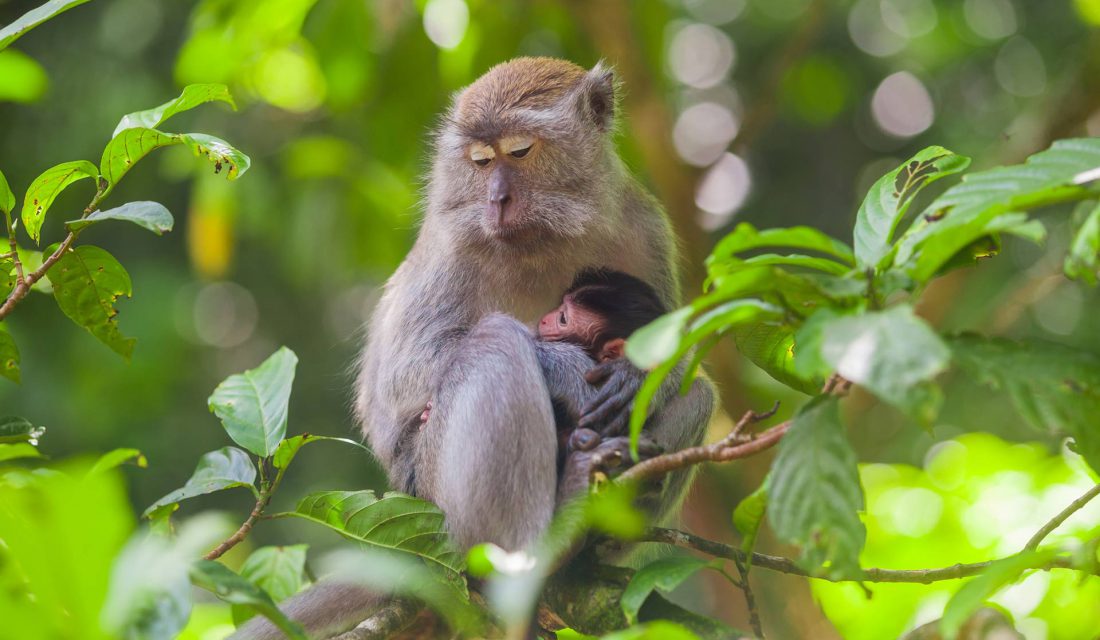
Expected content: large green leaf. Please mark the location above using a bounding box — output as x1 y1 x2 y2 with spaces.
768 397 865 579
232 545 309 626
284 490 463 577
190 560 307 640
100 128 250 193
620 556 715 625
66 201 173 235
732 323 821 395
46 245 135 359
0 0 91 51
0 322 19 383
0 167 14 214
853 147 970 269
624 307 693 370
894 138 1100 282
795 305 950 425
208 347 298 457
709 222 855 266
20 160 98 244
1065 200 1100 285
940 550 1054 640
112 84 236 137
950 335 1100 474
142 447 257 517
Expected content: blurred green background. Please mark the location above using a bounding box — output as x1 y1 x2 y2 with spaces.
2 0 1099 637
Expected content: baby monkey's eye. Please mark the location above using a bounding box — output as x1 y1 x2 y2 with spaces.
558 310 567 326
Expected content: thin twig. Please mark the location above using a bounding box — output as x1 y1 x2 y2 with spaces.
4 209 24 286
731 553 764 639
1024 483 1100 551
644 528 1083 584
204 491 272 561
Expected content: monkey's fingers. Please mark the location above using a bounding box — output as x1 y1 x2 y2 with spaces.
584 362 615 386
578 387 633 432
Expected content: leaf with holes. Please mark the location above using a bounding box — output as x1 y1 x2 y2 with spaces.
46 245 135 358
0 0 92 51
285 490 463 578
67 201 173 235
143 447 256 517
232 545 309 625
893 138 1100 282
20 160 98 243
113 84 236 137
621 556 717 625
0 168 14 214
768 397 865 579
1065 201 1100 285
0 322 19 383
100 128 249 194
853 147 969 269
190 560 307 640
209 347 297 457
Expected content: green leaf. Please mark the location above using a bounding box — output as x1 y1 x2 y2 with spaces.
940 550 1054 640
283 490 463 578
950 335 1100 474
0 415 42 444
142 447 257 517
190 560 307 640
733 323 821 395
46 245 135 359
231 544 309 625
768 397 865 579
0 0 92 51
100 128 249 193
0 442 42 462
601 621 703 640
112 84 236 137
20 160 98 244
795 306 950 425
66 201 173 235
273 434 369 470
88 448 147 476
0 167 14 214
894 138 1100 282
1065 201 1100 285
732 483 768 571
209 347 298 457
853 147 970 269
709 222 855 265
620 556 714 625
0 322 19 383
624 307 693 370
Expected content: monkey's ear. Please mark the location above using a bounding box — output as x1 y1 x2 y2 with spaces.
597 338 626 362
578 61 617 132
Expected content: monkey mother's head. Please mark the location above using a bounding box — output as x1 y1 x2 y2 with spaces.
428 58 619 250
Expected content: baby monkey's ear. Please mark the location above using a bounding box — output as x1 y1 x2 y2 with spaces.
597 338 626 363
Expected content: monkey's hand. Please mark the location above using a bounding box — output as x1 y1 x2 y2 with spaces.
558 434 662 504
579 358 646 437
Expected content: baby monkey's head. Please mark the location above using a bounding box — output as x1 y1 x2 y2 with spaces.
538 269 666 362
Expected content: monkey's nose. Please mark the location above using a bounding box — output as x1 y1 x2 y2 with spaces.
488 193 513 226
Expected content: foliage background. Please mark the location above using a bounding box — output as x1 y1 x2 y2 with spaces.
1 0 1099 637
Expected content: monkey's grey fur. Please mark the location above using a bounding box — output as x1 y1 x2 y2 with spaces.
232 58 715 640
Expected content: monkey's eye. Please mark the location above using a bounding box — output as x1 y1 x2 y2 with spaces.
469 144 495 168
502 135 535 160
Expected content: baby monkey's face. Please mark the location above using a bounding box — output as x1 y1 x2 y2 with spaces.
538 295 603 346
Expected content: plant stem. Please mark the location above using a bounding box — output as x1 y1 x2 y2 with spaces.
1025 483 1100 551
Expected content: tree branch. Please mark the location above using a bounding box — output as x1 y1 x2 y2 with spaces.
1024 483 1100 551
330 599 421 640
644 527 1082 584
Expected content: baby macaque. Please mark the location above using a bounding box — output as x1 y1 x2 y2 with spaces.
536 268 667 459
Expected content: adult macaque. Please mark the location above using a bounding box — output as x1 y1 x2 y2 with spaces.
234 57 715 640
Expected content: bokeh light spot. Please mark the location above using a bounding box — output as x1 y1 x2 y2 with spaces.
253 47 327 112
963 0 1018 40
871 71 934 138
668 23 735 89
880 0 938 38
673 102 739 167
848 0 907 57
695 152 751 230
994 37 1047 98
1074 0 1100 25
0 50 48 104
192 282 259 349
423 0 469 50
683 0 746 25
